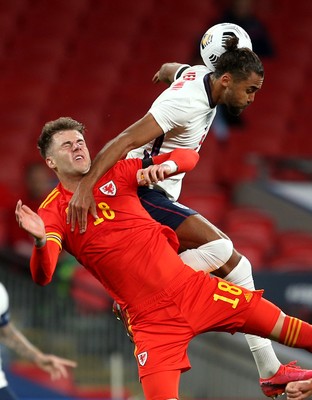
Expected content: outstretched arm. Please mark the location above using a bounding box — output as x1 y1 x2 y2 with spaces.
67 113 164 234
15 200 59 285
0 321 77 380
152 62 190 85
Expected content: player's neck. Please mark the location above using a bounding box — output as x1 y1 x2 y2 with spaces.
209 74 223 106
59 175 81 193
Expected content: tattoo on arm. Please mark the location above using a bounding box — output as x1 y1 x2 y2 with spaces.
0 323 41 363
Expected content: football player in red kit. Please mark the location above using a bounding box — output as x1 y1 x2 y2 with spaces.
16 117 312 400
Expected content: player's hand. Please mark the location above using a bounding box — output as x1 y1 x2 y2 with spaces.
67 181 98 234
15 200 46 241
286 380 312 399
137 164 170 186
35 353 77 380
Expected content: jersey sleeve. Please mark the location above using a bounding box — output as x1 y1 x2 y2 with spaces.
174 64 191 80
0 282 10 327
152 149 199 173
149 65 210 134
32 194 65 286
149 96 192 133
30 240 61 286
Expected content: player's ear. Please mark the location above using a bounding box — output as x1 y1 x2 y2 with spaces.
46 156 55 169
220 73 232 87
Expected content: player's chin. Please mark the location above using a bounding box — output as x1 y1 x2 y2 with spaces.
226 105 245 116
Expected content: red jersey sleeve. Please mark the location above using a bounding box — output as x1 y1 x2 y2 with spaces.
31 186 66 286
152 148 199 173
30 241 60 286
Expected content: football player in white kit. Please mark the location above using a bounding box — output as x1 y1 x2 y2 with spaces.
0 282 76 399
67 28 312 398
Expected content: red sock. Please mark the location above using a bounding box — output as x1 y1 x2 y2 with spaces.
279 316 312 352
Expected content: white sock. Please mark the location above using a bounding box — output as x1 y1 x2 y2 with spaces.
224 256 281 378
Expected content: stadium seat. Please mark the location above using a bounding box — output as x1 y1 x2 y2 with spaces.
179 186 229 226
230 233 268 270
222 207 277 254
276 230 312 257
268 254 312 271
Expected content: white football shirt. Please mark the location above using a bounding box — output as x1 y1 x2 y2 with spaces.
128 65 217 201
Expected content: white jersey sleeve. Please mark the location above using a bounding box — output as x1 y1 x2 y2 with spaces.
174 64 191 81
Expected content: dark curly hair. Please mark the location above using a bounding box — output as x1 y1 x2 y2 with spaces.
214 36 264 81
38 117 85 158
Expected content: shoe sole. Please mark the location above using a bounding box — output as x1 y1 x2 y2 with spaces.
261 383 285 399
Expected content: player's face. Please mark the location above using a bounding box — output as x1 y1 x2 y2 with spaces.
46 130 91 177
223 71 263 116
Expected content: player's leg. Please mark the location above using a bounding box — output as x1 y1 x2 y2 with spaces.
243 298 312 353
138 188 307 397
241 297 312 398
141 370 180 400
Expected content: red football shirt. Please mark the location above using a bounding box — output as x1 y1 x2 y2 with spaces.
32 157 191 309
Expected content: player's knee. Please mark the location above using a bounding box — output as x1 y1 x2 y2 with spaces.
208 238 233 266
199 238 233 269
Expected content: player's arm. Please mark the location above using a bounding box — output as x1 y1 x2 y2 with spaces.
15 200 60 286
0 321 77 379
152 62 191 85
137 149 199 185
67 112 164 233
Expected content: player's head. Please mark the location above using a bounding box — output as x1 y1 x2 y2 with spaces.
200 22 252 71
213 36 264 116
214 36 263 81
38 117 91 177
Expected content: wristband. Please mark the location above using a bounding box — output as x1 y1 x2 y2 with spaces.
160 160 178 174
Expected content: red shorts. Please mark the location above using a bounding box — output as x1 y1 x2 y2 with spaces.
128 267 264 380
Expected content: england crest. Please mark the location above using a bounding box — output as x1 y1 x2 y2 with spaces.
99 180 116 196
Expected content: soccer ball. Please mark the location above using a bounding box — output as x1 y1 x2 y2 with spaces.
200 23 253 71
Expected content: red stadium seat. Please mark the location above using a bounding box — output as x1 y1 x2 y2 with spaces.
230 234 268 270
223 207 277 254
268 254 312 271
276 230 312 258
179 186 229 226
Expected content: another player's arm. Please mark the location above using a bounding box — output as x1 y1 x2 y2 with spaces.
152 62 191 85
15 200 60 286
137 149 199 185
0 321 77 379
67 113 165 233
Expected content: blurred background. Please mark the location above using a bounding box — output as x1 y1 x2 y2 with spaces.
0 0 312 398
